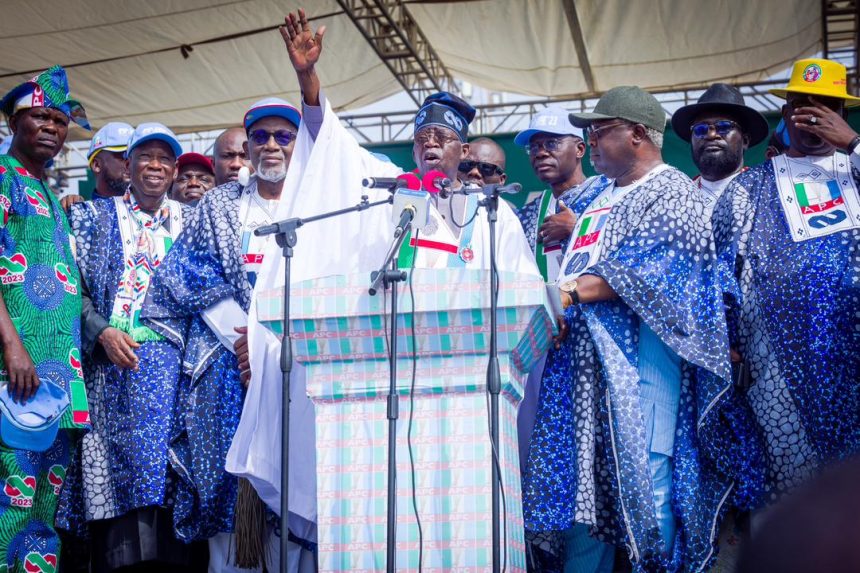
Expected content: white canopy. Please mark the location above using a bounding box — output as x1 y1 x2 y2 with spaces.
0 0 821 136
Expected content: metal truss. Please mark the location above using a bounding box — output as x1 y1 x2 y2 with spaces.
337 79 804 145
335 0 459 107
822 0 859 90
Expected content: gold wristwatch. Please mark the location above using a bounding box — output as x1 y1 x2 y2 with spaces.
559 279 579 308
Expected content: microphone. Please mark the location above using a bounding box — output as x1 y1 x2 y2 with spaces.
421 170 451 194
442 182 522 197
362 176 407 190
392 187 430 238
363 173 422 191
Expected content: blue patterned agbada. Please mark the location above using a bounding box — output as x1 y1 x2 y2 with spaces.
523 167 762 572
712 153 860 504
141 181 253 541
57 196 190 530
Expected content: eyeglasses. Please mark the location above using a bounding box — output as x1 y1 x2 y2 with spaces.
690 120 740 139
248 129 297 146
526 136 575 156
585 121 629 141
414 127 459 147
459 160 503 177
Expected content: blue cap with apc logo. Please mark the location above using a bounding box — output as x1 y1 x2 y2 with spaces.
514 106 583 147
125 122 182 159
87 122 134 164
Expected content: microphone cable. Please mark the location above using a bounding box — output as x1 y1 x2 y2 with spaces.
406 229 424 572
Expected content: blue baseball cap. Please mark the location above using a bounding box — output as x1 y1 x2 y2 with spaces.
88 122 134 164
514 106 583 147
0 380 69 452
126 122 182 159
243 98 301 132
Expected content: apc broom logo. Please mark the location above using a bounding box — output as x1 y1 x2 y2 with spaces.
4 474 36 507
23 552 57 573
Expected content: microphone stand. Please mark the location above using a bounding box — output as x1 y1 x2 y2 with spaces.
436 182 507 572
481 187 503 573
368 214 412 573
254 194 392 573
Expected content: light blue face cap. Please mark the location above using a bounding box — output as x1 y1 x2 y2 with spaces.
243 97 301 132
0 380 69 452
87 121 134 160
513 105 583 147
125 122 182 159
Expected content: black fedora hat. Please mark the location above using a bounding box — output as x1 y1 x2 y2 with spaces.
671 83 769 146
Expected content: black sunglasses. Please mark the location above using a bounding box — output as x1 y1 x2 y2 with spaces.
248 129 297 146
459 160 503 177
690 120 740 139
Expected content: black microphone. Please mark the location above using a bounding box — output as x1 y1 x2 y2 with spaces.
362 176 408 190
439 182 522 198
394 205 417 238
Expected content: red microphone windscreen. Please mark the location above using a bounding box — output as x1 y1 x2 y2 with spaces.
421 170 448 194
396 173 422 190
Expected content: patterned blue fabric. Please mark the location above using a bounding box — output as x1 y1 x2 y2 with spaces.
58 198 191 529
523 168 762 572
712 156 860 504
141 182 252 540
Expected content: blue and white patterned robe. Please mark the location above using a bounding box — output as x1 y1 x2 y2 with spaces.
712 155 860 504
141 182 255 541
58 198 191 529
523 167 762 572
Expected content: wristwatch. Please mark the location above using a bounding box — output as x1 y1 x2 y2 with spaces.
559 279 579 308
847 134 860 154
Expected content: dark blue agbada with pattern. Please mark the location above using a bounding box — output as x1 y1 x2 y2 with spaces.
523 168 762 572
142 182 252 541
712 155 860 504
59 198 191 529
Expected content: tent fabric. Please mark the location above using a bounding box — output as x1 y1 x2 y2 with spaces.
0 0 822 136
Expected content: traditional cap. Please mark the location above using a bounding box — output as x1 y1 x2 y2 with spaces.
569 86 667 133
243 98 301 132
671 83 769 145
414 91 476 142
0 380 69 452
126 122 182 158
87 122 134 164
177 152 214 174
514 106 582 146
769 58 860 107
0 65 90 129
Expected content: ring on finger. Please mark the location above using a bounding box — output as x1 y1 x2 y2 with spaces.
810 116 818 125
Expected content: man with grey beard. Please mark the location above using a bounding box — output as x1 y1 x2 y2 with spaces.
671 83 769 207
142 97 302 571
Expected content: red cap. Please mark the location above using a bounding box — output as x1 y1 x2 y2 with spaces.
177 152 214 174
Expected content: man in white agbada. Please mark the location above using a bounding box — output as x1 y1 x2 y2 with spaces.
225 8 538 569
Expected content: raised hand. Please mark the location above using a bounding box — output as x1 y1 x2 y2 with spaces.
279 8 326 73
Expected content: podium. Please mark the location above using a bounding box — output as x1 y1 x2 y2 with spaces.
258 269 553 572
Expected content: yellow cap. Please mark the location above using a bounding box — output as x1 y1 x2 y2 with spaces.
769 58 860 107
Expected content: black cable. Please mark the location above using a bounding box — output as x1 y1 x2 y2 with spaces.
406 229 424 572
447 195 481 229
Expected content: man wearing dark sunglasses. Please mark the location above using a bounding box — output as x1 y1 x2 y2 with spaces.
458 137 507 187
142 96 303 569
712 58 860 533
672 83 768 206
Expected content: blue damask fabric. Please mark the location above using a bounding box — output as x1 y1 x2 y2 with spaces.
712 156 860 504
523 168 762 572
58 198 191 529
142 182 252 540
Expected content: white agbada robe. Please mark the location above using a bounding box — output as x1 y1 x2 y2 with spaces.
226 94 538 548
